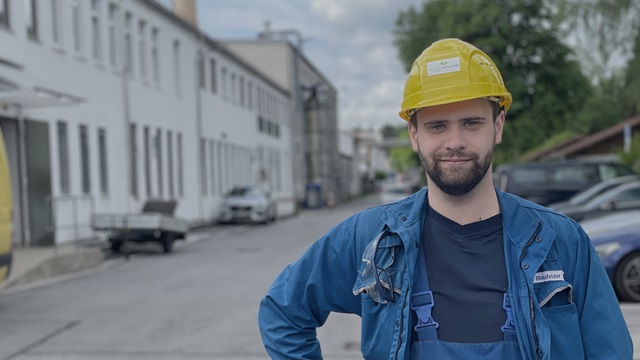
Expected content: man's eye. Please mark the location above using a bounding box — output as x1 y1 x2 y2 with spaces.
464 120 481 127
428 124 445 131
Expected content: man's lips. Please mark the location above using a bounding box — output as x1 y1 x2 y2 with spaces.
439 157 471 164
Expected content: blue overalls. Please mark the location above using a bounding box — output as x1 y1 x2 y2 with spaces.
410 247 522 359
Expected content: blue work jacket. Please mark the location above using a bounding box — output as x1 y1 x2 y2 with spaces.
259 188 633 359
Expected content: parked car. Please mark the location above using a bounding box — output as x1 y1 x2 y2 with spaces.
548 175 640 212
493 159 635 206
581 210 640 237
556 181 640 221
581 211 640 301
219 185 276 224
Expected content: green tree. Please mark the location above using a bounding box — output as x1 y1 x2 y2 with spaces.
617 134 640 174
381 124 406 139
556 0 640 84
393 0 592 163
557 0 640 125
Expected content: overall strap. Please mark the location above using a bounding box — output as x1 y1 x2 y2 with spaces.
501 293 517 341
411 246 439 341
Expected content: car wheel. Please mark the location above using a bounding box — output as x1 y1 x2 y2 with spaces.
161 234 174 253
615 252 640 302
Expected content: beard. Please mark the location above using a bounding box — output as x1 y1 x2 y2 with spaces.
418 144 494 197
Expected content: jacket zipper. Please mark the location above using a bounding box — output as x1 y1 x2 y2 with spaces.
519 223 542 360
393 290 407 359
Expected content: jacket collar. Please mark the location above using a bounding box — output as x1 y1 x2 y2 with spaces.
379 187 428 233
497 190 557 248
379 187 556 249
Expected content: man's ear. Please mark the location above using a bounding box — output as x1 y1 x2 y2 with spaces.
408 122 419 152
495 111 505 145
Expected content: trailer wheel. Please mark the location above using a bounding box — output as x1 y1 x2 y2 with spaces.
110 239 123 253
161 235 174 253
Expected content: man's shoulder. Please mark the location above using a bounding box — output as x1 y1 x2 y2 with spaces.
499 191 580 226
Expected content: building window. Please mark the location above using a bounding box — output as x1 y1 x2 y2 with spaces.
247 81 252 110
210 59 217 93
209 140 215 195
138 20 147 80
129 123 138 197
144 126 151 196
177 132 183 196
124 12 133 75
216 142 223 195
51 0 62 46
71 0 83 54
0 0 9 28
156 129 163 196
258 117 264 132
239 77 245 107
200 138 207 195
230 74 236 104
173 40 180 95
221 67 227 100
25 0 37 40
257 87 262 114
79 125 91 194
98 128 108 194
151 28 160 85
90 0 101 61
197 51 205 89
167 131 174 197
108 3 118 68
57 121 70 194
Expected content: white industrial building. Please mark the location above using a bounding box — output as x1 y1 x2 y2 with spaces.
225 26 344 209
0 0 295 246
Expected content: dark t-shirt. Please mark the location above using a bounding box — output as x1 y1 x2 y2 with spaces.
421 206 507 343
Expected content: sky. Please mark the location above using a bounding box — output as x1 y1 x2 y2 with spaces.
157 0 423 131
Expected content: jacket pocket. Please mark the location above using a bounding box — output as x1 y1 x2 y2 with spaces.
535 278 585 358
542 303 585 358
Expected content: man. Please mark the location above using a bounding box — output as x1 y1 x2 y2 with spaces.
259 38 632 359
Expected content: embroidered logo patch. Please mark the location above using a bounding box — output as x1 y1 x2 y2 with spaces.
427 57 461 76
534 270 565 283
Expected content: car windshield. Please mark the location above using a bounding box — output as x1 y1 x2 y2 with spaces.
228 186 262 197
569 181 623 206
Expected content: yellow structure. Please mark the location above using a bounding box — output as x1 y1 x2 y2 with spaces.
0 127 13 282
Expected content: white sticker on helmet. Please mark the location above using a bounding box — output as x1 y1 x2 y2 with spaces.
427 57 461 76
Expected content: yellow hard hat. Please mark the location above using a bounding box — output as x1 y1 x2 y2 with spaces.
399 38 512 121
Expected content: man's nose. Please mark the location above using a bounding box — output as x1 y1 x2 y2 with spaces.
443 126 466 151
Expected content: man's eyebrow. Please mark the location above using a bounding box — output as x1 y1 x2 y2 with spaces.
424 116 487 124
459 116 487 121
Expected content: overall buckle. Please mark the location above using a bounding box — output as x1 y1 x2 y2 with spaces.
411 290 439 338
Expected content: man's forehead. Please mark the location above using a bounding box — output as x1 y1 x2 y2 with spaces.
416 99 493 120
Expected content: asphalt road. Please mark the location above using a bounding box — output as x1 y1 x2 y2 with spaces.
0 194 638 359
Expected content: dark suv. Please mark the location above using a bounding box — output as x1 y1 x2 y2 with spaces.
493 159 636 206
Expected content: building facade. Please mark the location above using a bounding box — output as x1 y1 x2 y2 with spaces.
225 32 343 209
0 0 294 246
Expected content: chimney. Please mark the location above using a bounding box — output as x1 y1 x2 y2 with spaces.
172 0 198 28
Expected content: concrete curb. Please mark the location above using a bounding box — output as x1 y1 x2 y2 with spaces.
1 246 104 290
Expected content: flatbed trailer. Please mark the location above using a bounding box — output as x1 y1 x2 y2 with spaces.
91 200 188 253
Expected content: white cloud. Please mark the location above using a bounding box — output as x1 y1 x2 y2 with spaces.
309 0 345 21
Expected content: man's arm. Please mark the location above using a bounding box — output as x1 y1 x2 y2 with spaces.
258 217 363 359
573 227 633 359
